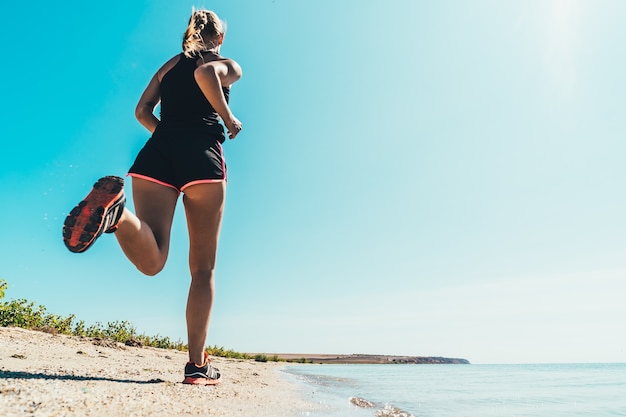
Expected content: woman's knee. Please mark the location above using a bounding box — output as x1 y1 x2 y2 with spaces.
136 256 168 276
189 266 216 283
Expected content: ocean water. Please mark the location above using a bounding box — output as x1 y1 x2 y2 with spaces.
283 363 626 417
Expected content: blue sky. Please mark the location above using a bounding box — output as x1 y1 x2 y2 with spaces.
1 0 625 364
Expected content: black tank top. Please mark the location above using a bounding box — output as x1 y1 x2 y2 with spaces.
159 54 230 131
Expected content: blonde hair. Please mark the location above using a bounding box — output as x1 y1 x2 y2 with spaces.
182 8 226 58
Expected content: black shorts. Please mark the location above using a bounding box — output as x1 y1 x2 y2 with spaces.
128 124 227 192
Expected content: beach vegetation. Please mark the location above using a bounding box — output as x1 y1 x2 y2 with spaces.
0 279 7 299
0 279 282 362
206 345 252 360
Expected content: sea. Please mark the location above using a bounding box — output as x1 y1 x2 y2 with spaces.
283 363 626 417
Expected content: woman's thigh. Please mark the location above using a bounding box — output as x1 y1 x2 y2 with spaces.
131 177 179 250
182 181 226 272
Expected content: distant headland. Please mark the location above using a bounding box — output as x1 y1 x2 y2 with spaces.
265 353 471 364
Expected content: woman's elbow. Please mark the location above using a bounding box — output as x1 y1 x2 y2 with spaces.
229 62 243 83
135 105 150 123
234 62 243 78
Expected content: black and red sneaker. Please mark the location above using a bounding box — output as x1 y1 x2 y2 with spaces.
182 352 221 385
63 176 126 253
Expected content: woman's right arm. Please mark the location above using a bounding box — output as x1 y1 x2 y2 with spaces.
135 55 181 133
135 73 161 134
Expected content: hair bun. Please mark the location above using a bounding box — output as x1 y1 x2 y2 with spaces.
183 9 225 58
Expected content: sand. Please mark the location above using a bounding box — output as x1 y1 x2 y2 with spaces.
0 327 315 417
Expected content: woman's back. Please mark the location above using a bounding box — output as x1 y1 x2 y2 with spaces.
159 54 229 128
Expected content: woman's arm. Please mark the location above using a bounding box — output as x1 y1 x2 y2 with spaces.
135 73 161 133
135 55 181 133
194 59 243 139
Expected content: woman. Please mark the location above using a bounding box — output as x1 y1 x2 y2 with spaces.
62 9 242 385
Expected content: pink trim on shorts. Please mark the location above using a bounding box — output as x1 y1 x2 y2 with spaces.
217 141 226 175
180 179 226 192
127 173 181 193
179 142 227 192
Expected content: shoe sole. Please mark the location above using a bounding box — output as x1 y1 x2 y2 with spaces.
182 376 221 385
63 176 125 253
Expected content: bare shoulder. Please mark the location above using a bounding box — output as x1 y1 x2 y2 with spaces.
223 58 242 77
196 57 242 83
156 54 183 82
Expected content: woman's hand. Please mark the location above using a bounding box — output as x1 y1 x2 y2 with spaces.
224 116 243 139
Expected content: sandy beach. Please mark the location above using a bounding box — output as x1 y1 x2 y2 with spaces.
0 327 314 417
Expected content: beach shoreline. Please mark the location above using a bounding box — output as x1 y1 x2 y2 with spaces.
0 327 315 417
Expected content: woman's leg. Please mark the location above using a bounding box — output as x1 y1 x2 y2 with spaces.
115 177 179 276
181 181 226 365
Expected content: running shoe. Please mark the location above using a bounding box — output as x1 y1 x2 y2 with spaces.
63 176 126 253
183 352 221 385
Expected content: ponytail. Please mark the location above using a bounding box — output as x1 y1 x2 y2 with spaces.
182 8 225 58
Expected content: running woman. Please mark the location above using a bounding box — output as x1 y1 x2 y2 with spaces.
62 9 243 385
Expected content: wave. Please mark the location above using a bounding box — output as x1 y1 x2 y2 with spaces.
350 397 415 417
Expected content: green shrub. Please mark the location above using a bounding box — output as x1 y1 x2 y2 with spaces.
206 345 252 360
0 299 48 329
0 280 7 300
0 279 252 359
74 320 87 337
255 354 268 362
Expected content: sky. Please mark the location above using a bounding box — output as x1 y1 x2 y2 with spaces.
1 0 625 364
